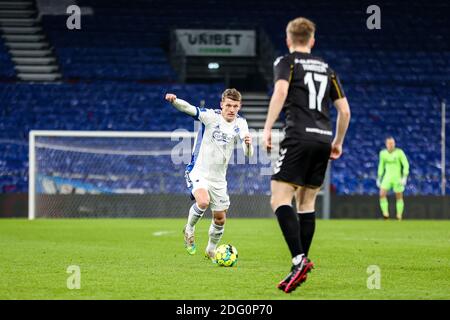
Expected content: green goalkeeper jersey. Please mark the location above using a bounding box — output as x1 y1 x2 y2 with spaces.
378 148 410 180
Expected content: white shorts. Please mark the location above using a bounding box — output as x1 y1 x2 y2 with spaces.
185 170 230 211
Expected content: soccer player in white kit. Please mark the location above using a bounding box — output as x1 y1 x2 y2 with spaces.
165 89 253 260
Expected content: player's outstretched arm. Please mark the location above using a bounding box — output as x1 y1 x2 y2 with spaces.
330 97 351 160
165 93 197 116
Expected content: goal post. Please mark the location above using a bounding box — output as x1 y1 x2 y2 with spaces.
28 130 331 220
29 131 36 220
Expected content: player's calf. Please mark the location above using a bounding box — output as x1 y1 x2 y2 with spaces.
206 222 224 253
183 203 207 255
205 212 226 258
186 203 207 232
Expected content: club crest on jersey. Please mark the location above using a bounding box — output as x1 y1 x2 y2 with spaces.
212 129 232 144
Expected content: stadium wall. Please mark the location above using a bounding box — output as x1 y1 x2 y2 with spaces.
331 195 450 219
0 193 450 219
0 194 449 219
0 194 28 218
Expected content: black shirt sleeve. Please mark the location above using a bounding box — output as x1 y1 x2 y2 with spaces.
273 56 292 83
329 70 346 101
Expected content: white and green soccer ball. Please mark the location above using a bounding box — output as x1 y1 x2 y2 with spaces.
214 244 238 267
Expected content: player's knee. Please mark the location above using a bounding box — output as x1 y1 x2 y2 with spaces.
196 198 209 210
298 203 315 212
270 196 280 211
270 198 291 212
214 214 226 226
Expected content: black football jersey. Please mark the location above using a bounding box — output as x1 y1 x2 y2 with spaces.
273 51 345 143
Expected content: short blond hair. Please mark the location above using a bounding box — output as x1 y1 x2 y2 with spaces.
286 17 316 46
221 88 242 102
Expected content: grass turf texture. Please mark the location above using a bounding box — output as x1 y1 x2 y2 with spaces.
0 219 449 300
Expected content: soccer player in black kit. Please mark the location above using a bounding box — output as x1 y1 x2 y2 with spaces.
263 17 351 293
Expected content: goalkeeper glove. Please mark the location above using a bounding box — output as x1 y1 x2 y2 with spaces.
376 178 381 188
401 176 407 186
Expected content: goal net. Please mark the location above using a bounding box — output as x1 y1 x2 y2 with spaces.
29 130 330 219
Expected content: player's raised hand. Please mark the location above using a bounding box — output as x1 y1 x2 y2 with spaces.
244 133 252 146
165 93 177 103
330 142 342 160
263 129 272 153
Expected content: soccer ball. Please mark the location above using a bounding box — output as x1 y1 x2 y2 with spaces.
214 244 238 267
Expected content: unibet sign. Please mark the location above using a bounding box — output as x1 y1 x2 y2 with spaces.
175 29 256 57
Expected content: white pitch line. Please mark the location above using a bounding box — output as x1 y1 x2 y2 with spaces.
152 231 175 237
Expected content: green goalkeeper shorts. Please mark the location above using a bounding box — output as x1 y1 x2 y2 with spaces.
380 177 404 193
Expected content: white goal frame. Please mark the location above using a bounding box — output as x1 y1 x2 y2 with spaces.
28 130 331 220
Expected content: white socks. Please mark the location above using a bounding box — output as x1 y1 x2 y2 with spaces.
186 203 206 232
206 222 224 253
292 254 305 266
187 203 225 253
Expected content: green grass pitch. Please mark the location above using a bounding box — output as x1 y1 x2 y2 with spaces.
0 218 449 300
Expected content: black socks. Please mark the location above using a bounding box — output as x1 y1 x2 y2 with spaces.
275 205 304 258
298 212 316 256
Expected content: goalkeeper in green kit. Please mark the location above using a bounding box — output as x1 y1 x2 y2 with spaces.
377 137 410 220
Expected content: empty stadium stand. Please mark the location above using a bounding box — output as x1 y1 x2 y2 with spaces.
0 0 449 195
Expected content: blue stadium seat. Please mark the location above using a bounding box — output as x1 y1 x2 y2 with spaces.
0 0 449 195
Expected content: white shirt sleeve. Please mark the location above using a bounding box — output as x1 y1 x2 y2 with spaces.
172 99 218 125
196 108 217 125
171 98 197 116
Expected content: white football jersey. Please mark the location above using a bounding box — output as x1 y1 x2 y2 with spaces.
186 107 250 186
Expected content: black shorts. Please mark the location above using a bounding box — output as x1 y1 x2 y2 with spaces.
271 139 331 188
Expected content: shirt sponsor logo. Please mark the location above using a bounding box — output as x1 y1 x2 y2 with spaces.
305 127 333 136
212 129 233 144
295 58 328 73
